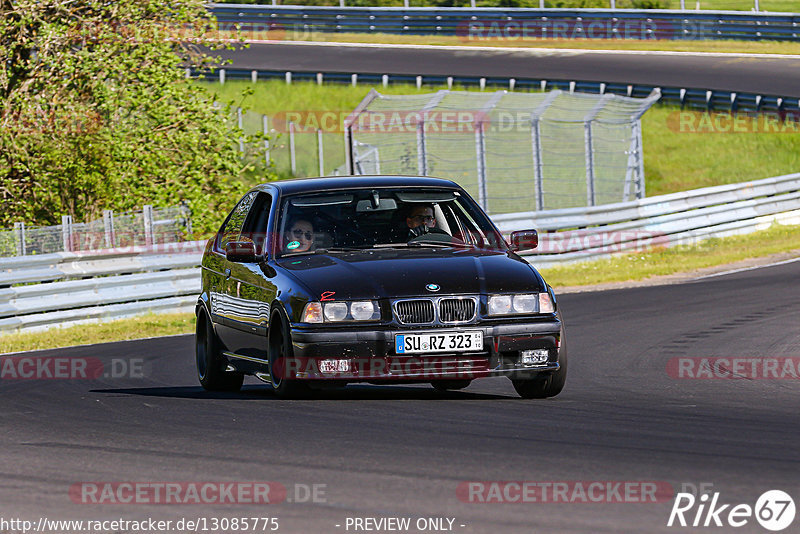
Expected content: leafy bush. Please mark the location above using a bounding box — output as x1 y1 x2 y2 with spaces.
0 0 270 235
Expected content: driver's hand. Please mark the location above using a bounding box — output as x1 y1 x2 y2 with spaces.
408 224 429 238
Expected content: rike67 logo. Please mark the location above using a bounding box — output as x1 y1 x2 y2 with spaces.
668 489 795 531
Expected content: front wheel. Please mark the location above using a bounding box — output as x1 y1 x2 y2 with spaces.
196 309 244 392
512 319 567 399
268 311 311 399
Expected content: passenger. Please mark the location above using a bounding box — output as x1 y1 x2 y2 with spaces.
284 218 315 253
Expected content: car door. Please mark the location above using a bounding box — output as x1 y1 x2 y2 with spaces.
211 191 257 352
221 192 278 359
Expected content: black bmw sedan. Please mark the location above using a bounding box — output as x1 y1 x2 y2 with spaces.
196 176 566 398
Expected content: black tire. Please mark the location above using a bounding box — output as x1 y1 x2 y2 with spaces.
431 379 472 391
268 311 311 399
196 309 244 392
511 318 567 399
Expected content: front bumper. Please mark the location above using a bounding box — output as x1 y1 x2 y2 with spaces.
286 319 562 381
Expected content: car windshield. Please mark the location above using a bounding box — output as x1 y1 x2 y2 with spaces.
276 187 507 257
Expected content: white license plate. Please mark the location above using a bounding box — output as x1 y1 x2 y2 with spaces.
395 331 483 354
319 359 351 374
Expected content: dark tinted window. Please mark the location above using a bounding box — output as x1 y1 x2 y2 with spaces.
219 191 257 250
241 192 273 255
276 187 507 256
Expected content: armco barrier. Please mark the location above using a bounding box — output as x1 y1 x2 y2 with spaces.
210 5 800 42
492 172 800 266
201 68 800 115
0 242 205 333
1 174 799 332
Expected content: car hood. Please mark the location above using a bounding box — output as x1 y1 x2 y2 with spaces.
276 247 545 300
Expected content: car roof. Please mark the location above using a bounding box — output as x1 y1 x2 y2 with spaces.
253 175 461 196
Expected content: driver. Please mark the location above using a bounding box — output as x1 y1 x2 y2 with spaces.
406 204 437 238
284 218 315 253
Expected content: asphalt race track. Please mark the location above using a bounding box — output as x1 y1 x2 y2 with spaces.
2 260 798 533
214 42 800 98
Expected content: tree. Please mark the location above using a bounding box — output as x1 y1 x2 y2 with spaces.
0 0 264 234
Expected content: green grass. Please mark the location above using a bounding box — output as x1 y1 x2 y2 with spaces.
539 222 800 286
203 80 800 197
0 313 195 354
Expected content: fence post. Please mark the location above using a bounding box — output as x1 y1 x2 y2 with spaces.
289 121 297 175
251 70 258 84
584 120 596 207
219 68 225 84
143 205 155 247
529 90 559 211
531 119 545 211
61 215 73 252
475 122 488 212
317 129 325 176
263 115 271 166
344 125 353 175
416 118 427 176
14 222 25 256
582 94 612 207
103 210 115 249
634 120 646 198
237 107 245 153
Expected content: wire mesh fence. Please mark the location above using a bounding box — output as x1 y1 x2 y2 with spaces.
0 205 192 258
344 88 660 214
235 108 347 178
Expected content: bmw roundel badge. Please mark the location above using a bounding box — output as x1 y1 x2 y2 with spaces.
426 283 440 292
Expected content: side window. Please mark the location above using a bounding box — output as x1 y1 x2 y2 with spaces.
218 191 257 250
241 193 273 256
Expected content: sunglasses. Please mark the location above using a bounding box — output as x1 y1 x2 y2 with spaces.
411 215 435 223
292 229 313 240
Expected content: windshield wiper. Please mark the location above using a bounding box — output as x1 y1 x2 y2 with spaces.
314 246 368 253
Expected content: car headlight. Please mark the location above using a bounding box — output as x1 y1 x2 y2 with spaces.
350 300 378 321
488 293 554 316
302 302 323 323
302 301 380 323
323 302 349 322
538 292 555 314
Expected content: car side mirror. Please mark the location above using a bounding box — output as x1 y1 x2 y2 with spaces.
225 241 264 263
509 230 538 252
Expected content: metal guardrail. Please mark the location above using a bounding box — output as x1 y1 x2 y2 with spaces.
492 172 800 266
0 242 204 332
1 174 798 333
201 68 800 115
210 5 800 41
